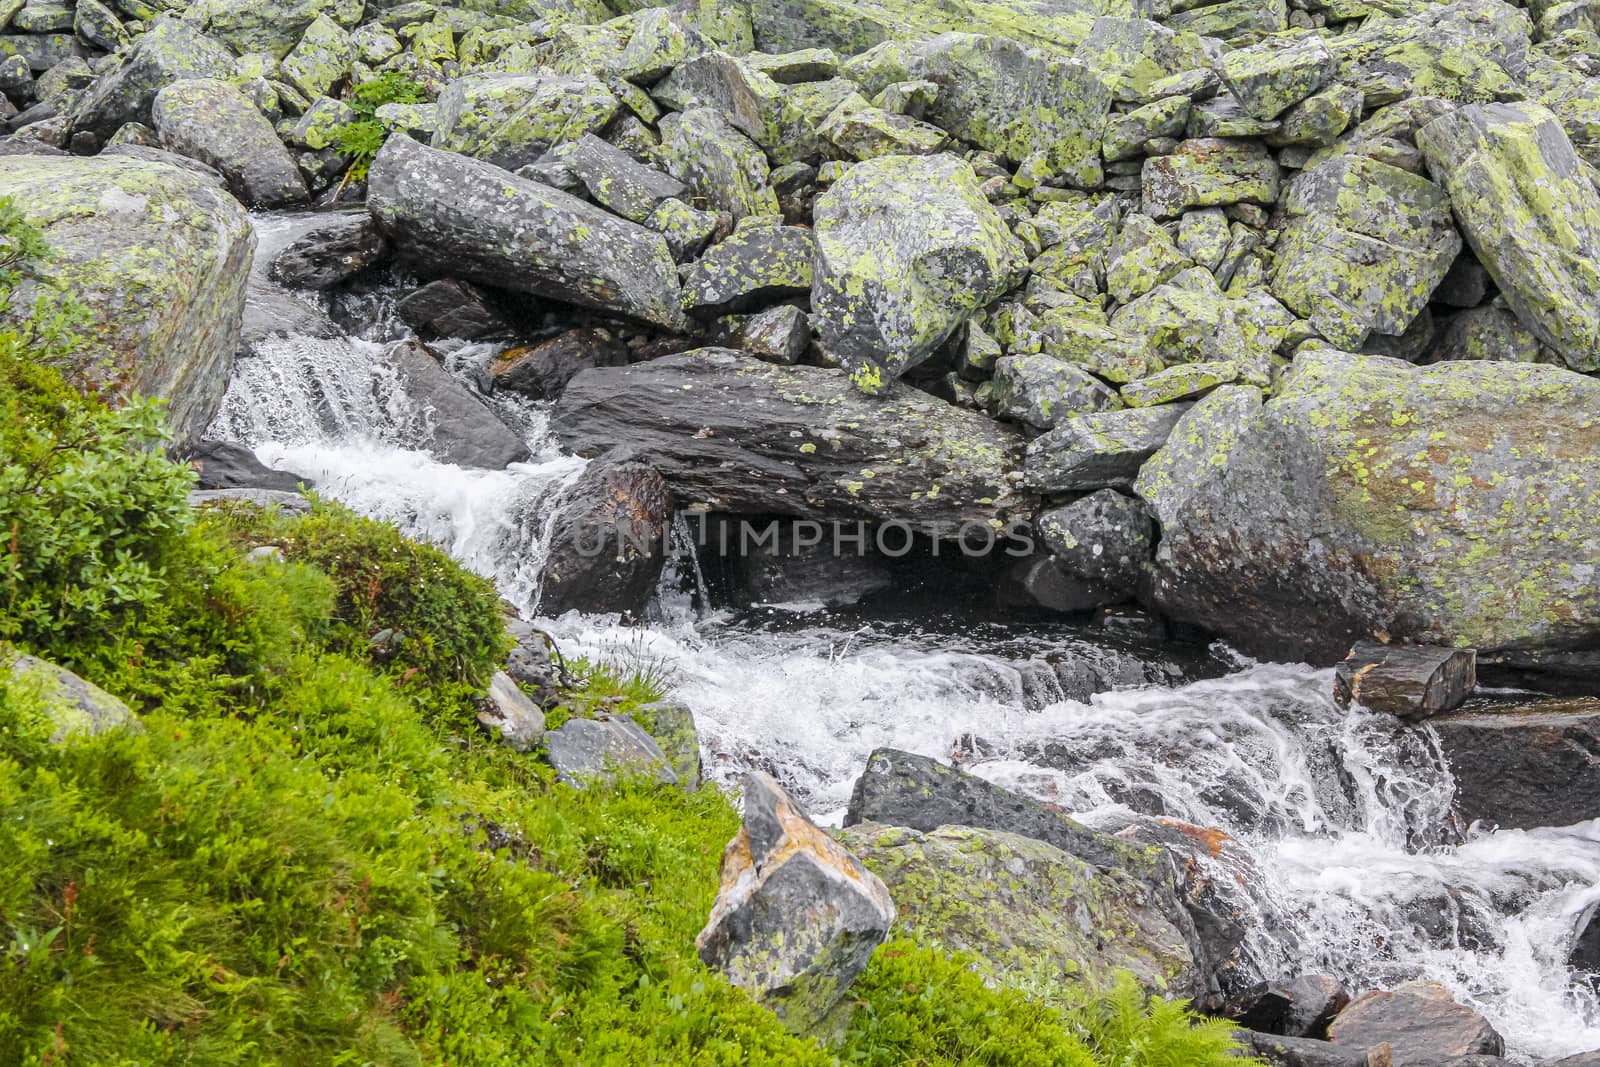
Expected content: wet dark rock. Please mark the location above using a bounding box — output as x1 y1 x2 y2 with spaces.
537 449 672 620
268 208 388 289
386 340 530 469
1432 697 1600 830
997 553 1124 615
545 714 676 788
394 278 512 340
726 528 893 608
552 348 1028 537
1036 489 1153 592
1237 1031 1369 1067
1229 975 1351 1038
1332 641 1477 720
718 303 810 365
491 328 627 400
182 439 309 493
1327 982 1504 1063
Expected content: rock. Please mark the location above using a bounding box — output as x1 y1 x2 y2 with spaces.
657 106 779 222
189 487 311 514
545 714 677 788
632 701 701 790
1218 34 1336 121
1417 102 1600 372
1237 1031 1369 1067
0 153 252 445
682 222 814 314
720 303 809 365
279 14 353 101
477 670 545 753
1121 360 1242 407
813 153 1025 393
645 197 723 263
1431 697 1600 829
394 278 511 340
1230 975 1352 1038
0 33 75 74
1037 490 1153 591
998 553 1124 614
150 78 307 208
818 99 948 159
432 73 619 173
537 449 672 619
1327 981 1505 1063
491 328 626 400
1104 97 1191 163
1142 137 1280 219
1106 212 1192 304
267 208 387 289
386 340 530 469
908 32 1110 187
1272 154 1460 348
1024 404 1191 493
367 134 686 331
72 17 235 140
8 652 134 743
553 349 1028 537
187 0 358 58
1266 83 1364 149
1136 352 1600 672
697 771 893 1032
1329 0 1529 108
1331 641 1477 720
562 132 687 224
182 439 309 492
724 530 893 608
990 355 1120 431
840 820 1204 998
75 0 130 52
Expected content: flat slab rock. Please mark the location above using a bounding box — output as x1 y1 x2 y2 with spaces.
1431 696 1600 830
1332 641 1476 720
1327 981 1504 1064
544 714 676 789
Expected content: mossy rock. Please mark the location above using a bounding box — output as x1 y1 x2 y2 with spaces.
8 654 134 744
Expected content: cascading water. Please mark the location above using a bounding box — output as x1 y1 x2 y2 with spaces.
210 214 1600 1061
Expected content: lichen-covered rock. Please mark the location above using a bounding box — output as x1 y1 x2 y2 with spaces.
839 821 1202 996
1329 0 1529 106
909 32 1111 187
1037 489 1154 590
72 17 236 139
546 714 677 788
720 303 811 365
631 701 701 790
1103 95 1190 162
561 132 687 224
1271 154 1460 348
818 97 948 159
187 0 359 58
0 153 253 445
654 52 857 165
434 72 619 172
1136 351 1600 676
750 0 1100 57
279 14 354 101
1266 82 1364 148
1166 0 1287 38
1218 33 1336 121
645 196 722 261
553 348 1028 536
1110 274 1252 366
698 772 893 1033
1106 212 1191 303
813 153 1025 392
1073 16 1211 102
657 106 780 222
75 0 130 52
1024 404 1191 492
151 79 307 208
989 354 1120 430
8 653 134 743
1417 101 1600 372
1121 360 1241 406
682 221 815 314
1431 303 1551 363
367 134 685 331
1141 137 1279 219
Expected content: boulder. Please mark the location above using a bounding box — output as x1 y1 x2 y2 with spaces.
1326 981 1505 1063
537 449 672 619
682 222 814 315
1141 138 1279 219
1417 102 1600 372
1106 212 1192 304
1218 34 1336 121
477 671 545 753
386 340 530 469
724 530 893 608
432 73 619 173
1120 361 1242 407
72 17 235 140
749 0 1097 57
1329 0 1529 107
720 303 810 365
1331 641 1477 720
818 100 948 159
989 354 1120 431
182 439 308 492
491 328 627 400
394 278 511 340
561 132 687 224
1229 975 1351 1038
998 553 1125 614
657 106 779 222
266 209 388 290
697 772 894 1032
813 153 1025 393
8 653 134 743
1271 154 1460 349
278 14 353 101
186 0 358 58
653 53 855 165
1135 352 1600 673
151 79 307 208
545 714 677 788
1024 404 1191 492
632 701 701 790
0 153 253 445
1036 489 1153 591
552 348 1028 536
1431 697 1600 829
367 134 686 331
1237 1031 1368 1067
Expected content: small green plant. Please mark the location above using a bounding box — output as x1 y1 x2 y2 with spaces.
333 72 428 186
1061 972 1257 1067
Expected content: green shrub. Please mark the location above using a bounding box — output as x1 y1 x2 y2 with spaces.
1061 972 1252 1067
333 72 428 183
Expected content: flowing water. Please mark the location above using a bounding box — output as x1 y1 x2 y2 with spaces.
208 218 1600 1060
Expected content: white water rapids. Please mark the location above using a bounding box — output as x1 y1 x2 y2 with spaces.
209 223 1600 1060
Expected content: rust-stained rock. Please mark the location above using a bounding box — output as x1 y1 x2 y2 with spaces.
1332 641 1477 720
1327 981 1504 1063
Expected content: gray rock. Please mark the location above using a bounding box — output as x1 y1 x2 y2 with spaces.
491 328 626 400
989 354 1120 431
1024 404 1192 492
698 771 893 1031
151 78 307 208
632 701 701 790
654 52 856 166
367 134 686 331
1237 1031 1368 1067
553 349 1028 536
682 222 814 314
813 153 1025 393
188 487 310 514
1136 351 1600 671
1417 101 1600 372
1430 303 1550 363
477 671 545 753
1037 489 1153 591
537 449 672 620
386 340 530 469
73 17 235 139
562 132 687 224
0 33 75 74
1218 33 1336 121
1142 137 1280 219
1265 83 1364 148
74 0 129 52
1327 981 1504 1063
183 439 309 492
720 303 809 365
1329 0 1529 108
8 653 133 743
546 714 677 788
186 0 360 58
0 153 253 445
267 208 387 289
394 278 510 341
817 98 948 160
1331 641 1477 720
1106 212 1192 303
1432 696 1600 829
1104 96 1191 163
433 73 619 173
656 106 779 222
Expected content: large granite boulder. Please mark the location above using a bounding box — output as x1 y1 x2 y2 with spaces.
812 153 1025 393
432 73 619 172
151 79 307 208
0 153 254 445
366 134 685 331
698 772 894 1033
552 348 1028 537
1417 102 1600 372
1134 353 1600 680
1432 697 1600 829
72 17 236 140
